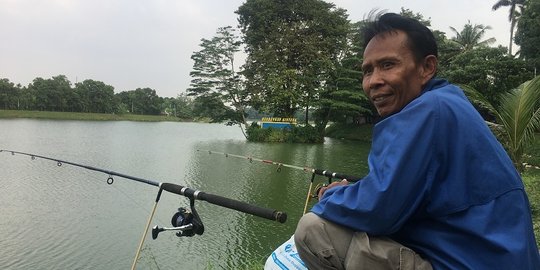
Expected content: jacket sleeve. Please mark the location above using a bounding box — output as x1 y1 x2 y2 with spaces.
311 95 441 235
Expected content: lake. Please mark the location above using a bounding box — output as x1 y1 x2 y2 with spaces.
0 119 371 269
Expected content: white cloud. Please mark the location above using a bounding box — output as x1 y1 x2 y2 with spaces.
0 0 515 97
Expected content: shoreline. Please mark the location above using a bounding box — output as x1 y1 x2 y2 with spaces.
0 109 191 122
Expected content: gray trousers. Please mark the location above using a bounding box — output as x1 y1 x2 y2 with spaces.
294 213 433 270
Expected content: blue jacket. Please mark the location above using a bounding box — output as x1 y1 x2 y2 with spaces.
312 79 540 269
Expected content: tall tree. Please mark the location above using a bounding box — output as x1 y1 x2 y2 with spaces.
74 79 115 113
0 78 19 110
515 0 540 70
29 75 73 112
449 22 497 52
492 0 526 56
161 93 193 118
117 88 161 115
236 0 349 121
314 21 371 133
188 26 249 137
440 46 533 107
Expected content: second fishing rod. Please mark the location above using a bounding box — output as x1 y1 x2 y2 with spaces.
197 149 363 214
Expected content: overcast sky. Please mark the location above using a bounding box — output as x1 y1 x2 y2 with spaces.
0 0 512 98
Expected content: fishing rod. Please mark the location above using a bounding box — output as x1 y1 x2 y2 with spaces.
196 149 362 214
0 149 287 270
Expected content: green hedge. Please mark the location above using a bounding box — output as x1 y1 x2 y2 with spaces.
246 122 323 143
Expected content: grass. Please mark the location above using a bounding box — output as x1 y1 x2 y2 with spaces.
523 171 540 247
523 133 540 246
0 109 189 122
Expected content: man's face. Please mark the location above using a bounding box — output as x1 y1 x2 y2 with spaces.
361 30 431 117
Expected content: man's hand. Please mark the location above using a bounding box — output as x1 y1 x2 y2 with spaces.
318 179 349 201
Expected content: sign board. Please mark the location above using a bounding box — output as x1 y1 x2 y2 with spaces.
261 117 297 129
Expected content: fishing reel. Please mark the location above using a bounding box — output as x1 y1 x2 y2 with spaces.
152 198 204 239
312 183 328 199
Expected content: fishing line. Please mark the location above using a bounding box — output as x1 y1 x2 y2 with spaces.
197 149 363 213
1 149 287 270
197 149 361 181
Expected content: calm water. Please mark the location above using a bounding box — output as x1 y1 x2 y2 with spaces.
0 119 370 269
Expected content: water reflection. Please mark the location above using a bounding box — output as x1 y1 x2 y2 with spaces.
0 119 371 269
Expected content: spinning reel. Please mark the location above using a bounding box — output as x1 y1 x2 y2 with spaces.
151 198 204 239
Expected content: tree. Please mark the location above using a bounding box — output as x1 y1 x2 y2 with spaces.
132 88 161 115
463 75 540 171
492 0 526 56
188 26 249 137
236 0 349 120
74 79 115 113
29 75 74 111
441 46 533 108
313 21 371 132
162 93 193 118
515 0 540 70
0 78 19 110
116 88 161 115
449 22 497 52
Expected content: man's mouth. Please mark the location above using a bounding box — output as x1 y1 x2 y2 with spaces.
372 94 392 104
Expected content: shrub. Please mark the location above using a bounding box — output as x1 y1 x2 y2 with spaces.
246 123 323 143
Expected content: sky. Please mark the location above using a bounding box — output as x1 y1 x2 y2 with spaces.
0 0 512 98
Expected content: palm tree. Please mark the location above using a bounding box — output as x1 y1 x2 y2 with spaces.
449 22 496 52
462 75 540 172
492 0 526 56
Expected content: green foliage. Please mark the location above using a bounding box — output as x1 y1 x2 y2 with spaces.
491 0 525 55
116 88 162 115
440 46 533 107
515 0 540 68
0 78 19 110
0 110 184 122
187 26 249 135
161 93 194 119
448 22 496 52
237 0 350 117
522 139 540 247
463 76 540 171
191 94 236 123
522 171 540 247
246 122 323 143
74 79 115 113
1 75 188 117
316 55 371 127
30 75 73 112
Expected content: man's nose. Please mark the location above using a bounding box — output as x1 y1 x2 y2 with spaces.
367 70 384 90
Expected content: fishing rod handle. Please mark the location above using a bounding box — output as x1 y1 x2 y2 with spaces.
313 169 360 182
160 183 287 223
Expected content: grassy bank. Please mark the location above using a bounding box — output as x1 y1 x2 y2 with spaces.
524 134 540 246
0 109 189 122
524 171 540 246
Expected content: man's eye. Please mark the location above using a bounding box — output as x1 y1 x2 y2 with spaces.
381 62 394 69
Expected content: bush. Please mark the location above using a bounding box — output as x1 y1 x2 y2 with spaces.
246 122 323 143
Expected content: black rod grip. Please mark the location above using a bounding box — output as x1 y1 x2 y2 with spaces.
160 183 287 223
313 169 361 182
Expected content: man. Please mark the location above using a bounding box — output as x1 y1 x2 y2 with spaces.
294 13 540 269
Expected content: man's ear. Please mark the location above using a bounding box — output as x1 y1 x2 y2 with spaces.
421 55 438 83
